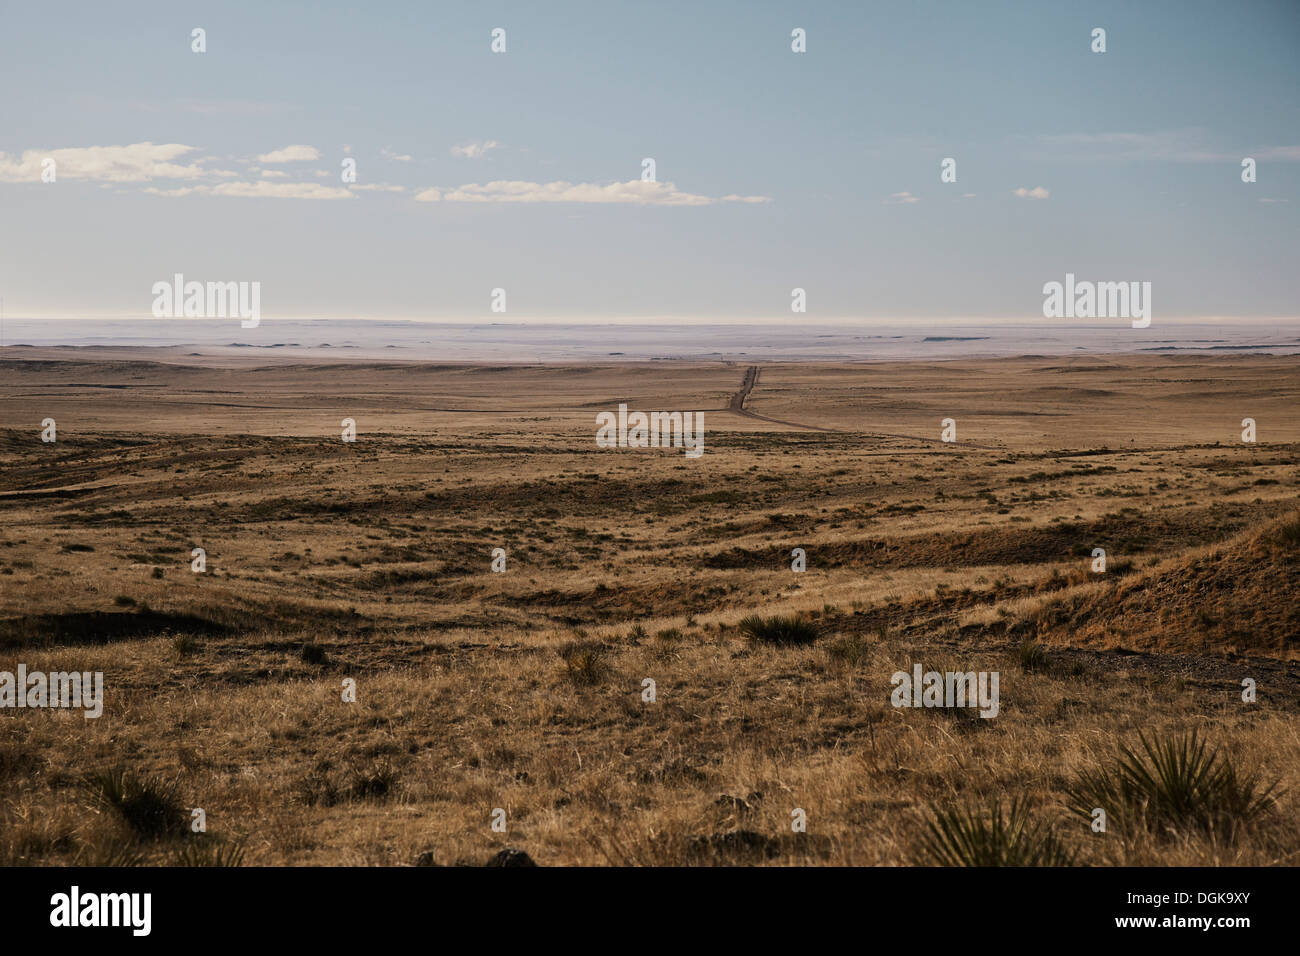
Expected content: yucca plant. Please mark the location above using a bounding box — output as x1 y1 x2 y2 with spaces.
738 614 821 646
1065 729 1280 840
558 640 609 686
74 837 148 867
173 837 246 867
86 767 186 839
920 796 1074 866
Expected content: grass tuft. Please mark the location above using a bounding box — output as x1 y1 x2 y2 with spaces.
300 642 329 666
86 767 186 839
738 614 821 646
558 640 609 686
1015 638 1048 673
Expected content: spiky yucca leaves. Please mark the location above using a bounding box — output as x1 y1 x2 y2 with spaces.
1066 729 1280 840
173 837 246 866
920 796 1074 866
86 767 187 839
558 640 609 686
73 837 147 867
738 614 821 646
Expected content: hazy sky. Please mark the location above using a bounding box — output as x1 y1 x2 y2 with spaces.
2 0 1297 322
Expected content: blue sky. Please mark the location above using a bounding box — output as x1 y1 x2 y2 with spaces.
1 0 1297 321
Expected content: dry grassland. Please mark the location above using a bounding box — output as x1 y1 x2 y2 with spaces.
1 351 1297 866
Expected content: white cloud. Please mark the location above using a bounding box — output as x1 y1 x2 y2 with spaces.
256 144 321 163
1013 186 1050 200
0 142 218 183
413 179 769 205
450 140 501 159
258 169 288 178
205 180 353 199
961 192 977 198
381 148 413 162
145 181 353 200
1259 197 1290 203
350 183 406 193
884 191 920 204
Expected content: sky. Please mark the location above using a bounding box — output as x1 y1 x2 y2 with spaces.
1 0 1298 323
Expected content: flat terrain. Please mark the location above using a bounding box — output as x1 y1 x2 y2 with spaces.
1 351 1298 866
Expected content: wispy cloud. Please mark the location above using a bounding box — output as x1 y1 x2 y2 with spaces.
0 142 365 200
350 183 406 193
414 179 769 205
145 181 354 199
1256 146 1300 161
381 148 413 162
0 143 233 183
449 140 501 159
884 191 920 204
256 144 320 163
1013 186 1050 200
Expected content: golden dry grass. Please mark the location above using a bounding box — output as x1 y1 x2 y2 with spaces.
0 351 1297 866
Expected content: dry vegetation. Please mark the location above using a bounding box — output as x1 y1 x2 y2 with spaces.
0 351 1297 866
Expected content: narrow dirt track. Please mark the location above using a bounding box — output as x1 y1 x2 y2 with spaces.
726 365 838 431
725 365 1002 449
